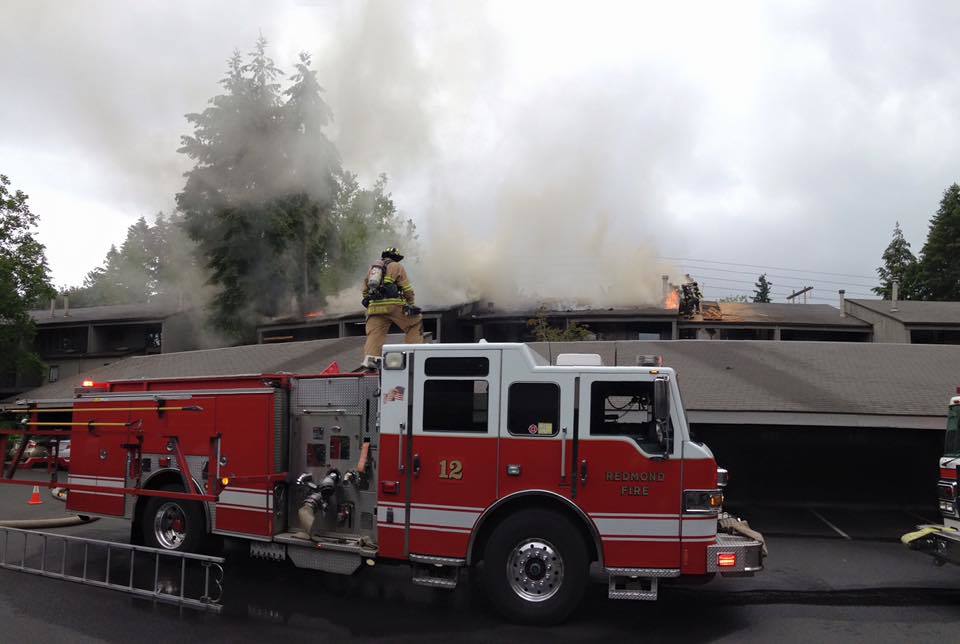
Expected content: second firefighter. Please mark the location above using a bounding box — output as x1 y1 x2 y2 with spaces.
361 247 424 369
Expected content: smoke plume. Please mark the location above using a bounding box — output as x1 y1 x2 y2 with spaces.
317 1 686 312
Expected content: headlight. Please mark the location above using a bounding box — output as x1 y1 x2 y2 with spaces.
938 482 956 501
684 490 724 513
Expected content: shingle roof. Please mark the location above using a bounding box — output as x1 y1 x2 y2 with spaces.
12 338 957 421
30 302 181 326
539 340 959 418
847 299 960 325
682 303 866 327
12 336 386 401
465 306 676 320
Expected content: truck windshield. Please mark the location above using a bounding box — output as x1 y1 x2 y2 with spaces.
946 406 960 458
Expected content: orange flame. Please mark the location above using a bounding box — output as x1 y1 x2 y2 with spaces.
304 310 325 319
663 289 680 310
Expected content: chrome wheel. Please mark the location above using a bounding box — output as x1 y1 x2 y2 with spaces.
153 502 187 549
506 538 564 602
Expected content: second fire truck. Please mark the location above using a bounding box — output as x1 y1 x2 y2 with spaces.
2 342 765 623
902 390 960 566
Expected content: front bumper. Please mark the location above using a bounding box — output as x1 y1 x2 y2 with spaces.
902 524 960 566
706 532 765 574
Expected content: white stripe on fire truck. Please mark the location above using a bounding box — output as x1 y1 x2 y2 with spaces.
67 475 125 489
376 506 480 532
376 506 407 523
591 512 681 519
216 503 271 514
409 508 479 529
408 525 471 534
595 518 718 539
378 501 485 512
219 490 272 509
69 490 124 498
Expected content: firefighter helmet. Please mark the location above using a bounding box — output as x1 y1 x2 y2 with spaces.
381 247 404 261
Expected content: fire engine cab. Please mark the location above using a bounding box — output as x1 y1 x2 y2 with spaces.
1 343 765 623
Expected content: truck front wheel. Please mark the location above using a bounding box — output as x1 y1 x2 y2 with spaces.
141 484 206 553
481 509 588 624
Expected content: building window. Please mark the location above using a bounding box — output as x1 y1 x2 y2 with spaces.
47 366 59 383
508 382 560 436
590 380 663 452
424 357 489 377
422 380 489 432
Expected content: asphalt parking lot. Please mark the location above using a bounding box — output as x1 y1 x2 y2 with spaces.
0 473 957 643
725 502 940 542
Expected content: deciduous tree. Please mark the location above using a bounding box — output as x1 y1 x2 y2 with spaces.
0 174 54 384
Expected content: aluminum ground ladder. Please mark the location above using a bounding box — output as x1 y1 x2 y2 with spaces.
0 526 225 612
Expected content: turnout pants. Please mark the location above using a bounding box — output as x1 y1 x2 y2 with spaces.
363 308 424 359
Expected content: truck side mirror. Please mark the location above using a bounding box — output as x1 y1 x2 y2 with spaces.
653 379 671 457
654 379 670 422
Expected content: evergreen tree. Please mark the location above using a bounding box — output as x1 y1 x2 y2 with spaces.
872 222 917 299
177 38 342 339
0 174 54 384
752 274 773 303
177 37 414 340
915 184 960 301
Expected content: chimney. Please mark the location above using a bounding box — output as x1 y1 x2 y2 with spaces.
891 280 899 312
838 289 846 317
63 294 70 317
49 297 56 318
661 275 669 299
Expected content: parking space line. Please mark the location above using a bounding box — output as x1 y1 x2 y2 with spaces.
809 509 851 540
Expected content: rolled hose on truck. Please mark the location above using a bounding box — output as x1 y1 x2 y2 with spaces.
0 486 98 529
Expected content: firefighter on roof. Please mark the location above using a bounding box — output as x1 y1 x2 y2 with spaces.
361 247 423 369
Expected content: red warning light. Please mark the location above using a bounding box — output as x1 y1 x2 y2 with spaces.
717 553 737 568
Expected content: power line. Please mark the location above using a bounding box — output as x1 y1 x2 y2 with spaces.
675 263 877 289
700 285 869 302
693 275 873 297
658 256 876 280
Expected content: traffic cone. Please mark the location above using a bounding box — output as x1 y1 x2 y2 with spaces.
28 485 43 505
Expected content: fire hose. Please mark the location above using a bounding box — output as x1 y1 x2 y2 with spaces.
295 470 343 538
0 515 97 529
0 487 99 529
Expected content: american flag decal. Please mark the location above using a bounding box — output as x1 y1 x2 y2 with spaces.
384 386 405 402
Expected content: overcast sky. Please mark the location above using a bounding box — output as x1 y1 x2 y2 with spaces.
2 0 959 304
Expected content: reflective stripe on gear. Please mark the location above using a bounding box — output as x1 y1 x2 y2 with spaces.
367 299 407 315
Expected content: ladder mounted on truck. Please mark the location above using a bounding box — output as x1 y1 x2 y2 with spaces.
0 526 225 612
0 401 226 504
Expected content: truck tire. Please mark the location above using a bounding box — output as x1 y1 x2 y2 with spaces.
481 509 588 625
141 484 206 553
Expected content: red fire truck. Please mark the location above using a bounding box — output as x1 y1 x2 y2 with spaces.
1 343 764 623
902 391 960 565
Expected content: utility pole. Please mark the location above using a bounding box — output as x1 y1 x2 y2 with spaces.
786 286 813 304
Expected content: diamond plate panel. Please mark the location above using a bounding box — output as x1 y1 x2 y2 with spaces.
287 546 361 574
707 534 764 573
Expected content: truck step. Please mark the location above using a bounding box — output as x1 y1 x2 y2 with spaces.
608 575 658 601
273 532 378 556
410 554 463 590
